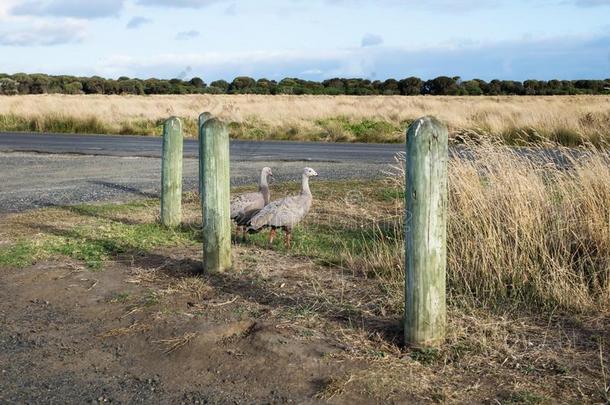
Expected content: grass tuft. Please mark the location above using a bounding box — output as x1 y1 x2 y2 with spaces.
0 241 38 267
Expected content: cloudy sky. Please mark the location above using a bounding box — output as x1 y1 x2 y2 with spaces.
0 0 609 81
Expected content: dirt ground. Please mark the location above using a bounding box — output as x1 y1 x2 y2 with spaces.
0 184 608 404
0 243 396 404
1 241 609 404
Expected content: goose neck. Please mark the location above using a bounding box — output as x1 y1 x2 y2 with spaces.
259 172 270 204
301 174 312 196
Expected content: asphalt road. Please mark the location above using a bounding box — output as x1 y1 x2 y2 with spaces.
0 132 403 213
0 131 402 162
1 132 602 213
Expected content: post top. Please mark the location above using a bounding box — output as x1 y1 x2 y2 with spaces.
199 112 213 122
407 116 448 142
203 117 227 131
165 116 182 131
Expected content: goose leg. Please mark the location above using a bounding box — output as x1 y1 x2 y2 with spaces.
284 228 292 249
269 228 277 246
241 226 247 242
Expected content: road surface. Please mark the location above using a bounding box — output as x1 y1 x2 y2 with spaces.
0 132 402 162
0 132 403 213
1 132 599 213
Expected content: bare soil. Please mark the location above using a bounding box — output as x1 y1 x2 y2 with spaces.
1 240 608 404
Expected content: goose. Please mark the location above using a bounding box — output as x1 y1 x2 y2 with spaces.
231 167 273 240
248 167 318 247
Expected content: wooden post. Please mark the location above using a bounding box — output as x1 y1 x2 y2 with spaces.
198 112 213 196
405 116 448 348
160 116 183 227
200 118 231 272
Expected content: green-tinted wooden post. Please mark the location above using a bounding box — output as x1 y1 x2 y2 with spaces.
200 118 231 272
161 117 183 227
405 116 448 348
198 112 213 196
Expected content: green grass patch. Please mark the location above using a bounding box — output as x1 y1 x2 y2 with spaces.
499 390 546 405
316 116 402 143
0 201 201 270
42 222 199 269
376 187 405 202
0 241 38 267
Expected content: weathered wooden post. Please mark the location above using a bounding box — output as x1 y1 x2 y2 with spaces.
198 112 213 196
200 118 231 272
160 116 183 227
405 116 448 348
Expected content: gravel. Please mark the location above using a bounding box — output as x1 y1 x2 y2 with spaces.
0 152 389 213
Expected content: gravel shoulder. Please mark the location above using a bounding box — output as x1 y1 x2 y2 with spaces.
0 152 388 213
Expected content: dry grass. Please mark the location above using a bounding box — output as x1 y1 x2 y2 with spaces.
154 332 197 354
342 140 610 313
100 322 152 338
1 94 610 144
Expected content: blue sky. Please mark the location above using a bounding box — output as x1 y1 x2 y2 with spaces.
0 0 609 81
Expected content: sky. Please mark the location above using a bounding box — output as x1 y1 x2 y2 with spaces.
0 0 609 81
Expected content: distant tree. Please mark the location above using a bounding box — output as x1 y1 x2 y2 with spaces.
423 76 458 95
277 78 298 94
117 79 143 95
500 80 524 95
322 78 345 94
462 80 483 95
143 79 171 94
523 79 541 95
29 74 51 94
209 80 230 93
345 79 374 95
487 79 503 95
64 81 83 94
301 80 324 94
2 71 609 96
380 79 400 95
398 77 423 95
189 77 205 89
0 78 19 95
229 76 256 93
82 76 106 94
248 78 271 94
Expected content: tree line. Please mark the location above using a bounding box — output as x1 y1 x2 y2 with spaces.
1 73 609 96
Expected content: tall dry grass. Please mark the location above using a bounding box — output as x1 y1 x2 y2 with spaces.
1 94 609 144
347 140 610 313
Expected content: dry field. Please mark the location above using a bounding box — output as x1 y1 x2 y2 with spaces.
1 94 610 144
1 140 609 402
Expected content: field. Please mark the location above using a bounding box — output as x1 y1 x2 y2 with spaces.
1 94 610 145
1 139 608 403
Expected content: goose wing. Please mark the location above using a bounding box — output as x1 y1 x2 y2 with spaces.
249 195 310 230
230 192 264 219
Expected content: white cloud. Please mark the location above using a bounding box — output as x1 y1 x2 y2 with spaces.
10 0 125 18
0 20 86 46
94 33 610 81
